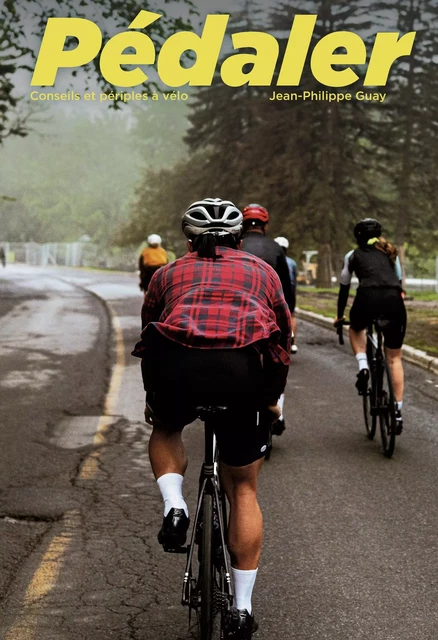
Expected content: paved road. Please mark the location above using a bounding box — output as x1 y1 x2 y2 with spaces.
0 265 437 640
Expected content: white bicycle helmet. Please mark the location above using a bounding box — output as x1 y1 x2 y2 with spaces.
275 236 289 249
147 234 162 245
182 198 243 238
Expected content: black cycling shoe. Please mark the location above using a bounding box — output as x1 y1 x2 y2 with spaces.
224 608 258 639
158 508 189 551
395 409 403 435
271 418 285 436
355 369 370 395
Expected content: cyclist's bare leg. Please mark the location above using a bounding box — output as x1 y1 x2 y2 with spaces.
385 347 404 402
291 313 297 344
220 458 264 570
349 327 366 354
149 425 188 480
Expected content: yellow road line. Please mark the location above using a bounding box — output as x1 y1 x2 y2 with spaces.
79 306 125 479
3 511 80 640
2 301 126 639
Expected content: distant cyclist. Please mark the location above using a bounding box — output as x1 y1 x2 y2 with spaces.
132 198 291 639
241 205 295 435
0 247 5 268
138 234 168 292
275 236 298 354
334 218 406 432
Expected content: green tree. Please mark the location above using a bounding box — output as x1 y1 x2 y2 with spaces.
130 99 190 169
0 111 142 243
0 0 195 143
371 0 438 269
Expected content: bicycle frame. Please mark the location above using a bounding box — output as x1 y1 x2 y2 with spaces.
338 317 397 457
181 415 233 611
366 324 379 414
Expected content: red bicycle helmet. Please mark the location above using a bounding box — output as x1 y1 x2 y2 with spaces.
242 203 269 224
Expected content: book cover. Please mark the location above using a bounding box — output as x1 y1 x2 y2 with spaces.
0 2 437 639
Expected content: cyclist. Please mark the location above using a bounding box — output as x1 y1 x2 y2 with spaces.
138 234 168 291
132 198 291 638
334 218 406 432
241 205 295 436
275 236 298 354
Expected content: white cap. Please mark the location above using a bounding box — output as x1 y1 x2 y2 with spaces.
275 236 289 249
147 234 162 245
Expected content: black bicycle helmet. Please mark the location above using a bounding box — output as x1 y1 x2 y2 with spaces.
354 218 382 243
182 198 243 239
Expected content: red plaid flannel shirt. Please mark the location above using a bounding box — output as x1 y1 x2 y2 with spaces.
132 247 291 387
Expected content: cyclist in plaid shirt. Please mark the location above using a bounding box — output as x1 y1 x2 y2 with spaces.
133 198 291 639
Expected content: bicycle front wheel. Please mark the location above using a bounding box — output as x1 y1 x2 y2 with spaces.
378 359 396 458
200 492 213 640
363 388 376 440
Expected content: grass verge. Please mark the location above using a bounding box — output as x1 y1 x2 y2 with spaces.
297 292 438 358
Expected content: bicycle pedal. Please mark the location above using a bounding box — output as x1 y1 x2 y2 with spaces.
163 545 188 554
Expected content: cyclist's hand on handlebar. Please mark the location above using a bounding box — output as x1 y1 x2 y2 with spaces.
267 404 281 422
333 316 345 328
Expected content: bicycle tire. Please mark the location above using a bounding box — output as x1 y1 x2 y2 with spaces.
200 492 214 640
363 376 377 439
378 359 396 458
364 333 377 439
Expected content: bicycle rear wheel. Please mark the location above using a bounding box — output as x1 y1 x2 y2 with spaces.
199 492 213 639
363 388 376 439
378 359 396 458
364 334 377 439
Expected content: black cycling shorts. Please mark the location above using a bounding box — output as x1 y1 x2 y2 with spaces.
142 328 270 467
349 287 407 349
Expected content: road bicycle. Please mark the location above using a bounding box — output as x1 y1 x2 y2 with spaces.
181 406 233 639
337 318 397 458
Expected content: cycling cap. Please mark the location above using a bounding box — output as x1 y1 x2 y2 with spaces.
242 204 269 224
275 236 289 249
182 198 243 238
353 218 382 243
147 234 162 245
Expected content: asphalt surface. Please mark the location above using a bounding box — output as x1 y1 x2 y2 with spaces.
0 264 437 640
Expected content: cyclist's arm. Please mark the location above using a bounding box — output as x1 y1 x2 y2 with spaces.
292 261 297 289
337 251 354 320
271 274 292 378
141 272 165 327
276 252 295 313
395 256 403 284
274 298 292 356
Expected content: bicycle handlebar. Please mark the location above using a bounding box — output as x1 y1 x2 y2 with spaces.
336 320 350 345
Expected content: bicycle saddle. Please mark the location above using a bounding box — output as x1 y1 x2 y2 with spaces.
196 406 228 420
374 316 390 331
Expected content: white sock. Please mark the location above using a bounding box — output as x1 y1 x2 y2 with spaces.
397 401 403 411
231 567 258 614
355 353 369 372
157 473 188 517
278 394 285 419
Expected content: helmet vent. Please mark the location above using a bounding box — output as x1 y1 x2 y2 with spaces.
191 211 207 221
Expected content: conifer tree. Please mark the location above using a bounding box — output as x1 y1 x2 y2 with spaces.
184 0 267 200
254 0 378 285
370 0 438 267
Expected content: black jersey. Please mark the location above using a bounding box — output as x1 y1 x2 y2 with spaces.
241 232 295 311
340 246 402 290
